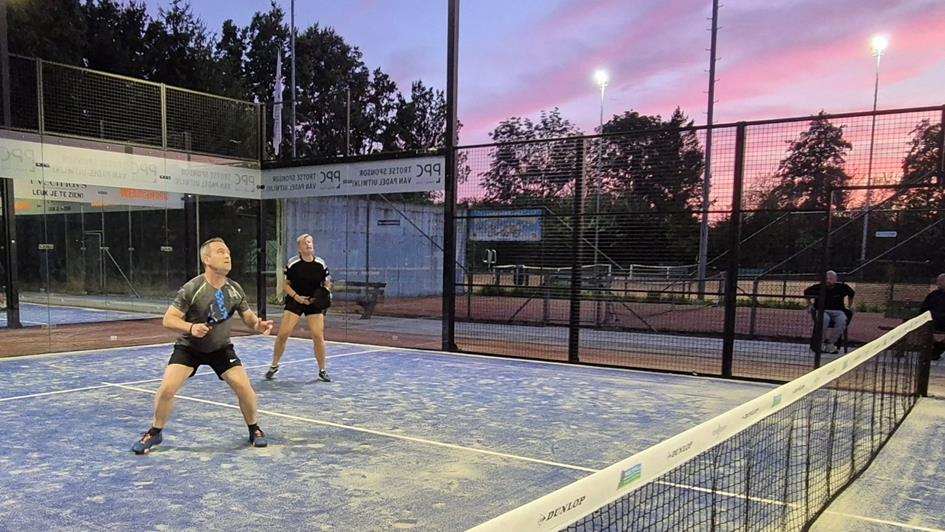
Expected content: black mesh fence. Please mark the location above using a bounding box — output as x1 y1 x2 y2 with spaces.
2 55 259 159
453 106 945 378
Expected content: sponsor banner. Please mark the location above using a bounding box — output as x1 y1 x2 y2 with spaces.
1 137 442 201
13 198 183 215
469 209 543 242
262 156 445 199
0 136 260 198
17 181 185 209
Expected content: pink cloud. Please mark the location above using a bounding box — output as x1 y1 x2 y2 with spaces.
527 0 628 39
458 0 945 144
461 0 700 140
613 1 945 125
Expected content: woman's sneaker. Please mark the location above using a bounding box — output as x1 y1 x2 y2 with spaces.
131 431 163 454
250 428 268 448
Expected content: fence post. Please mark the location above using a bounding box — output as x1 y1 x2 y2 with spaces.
721 122 747 378
255 103 267 320
0 9 9 129
441 0 460 352
568 137 586 364
813 191 836 368
160 85 168 150
1 177 20 328
36 59 44 134
938 105 945 184
748 278 759 336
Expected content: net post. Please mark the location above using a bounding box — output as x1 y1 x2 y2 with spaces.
721 122 746 378
917 322 932 397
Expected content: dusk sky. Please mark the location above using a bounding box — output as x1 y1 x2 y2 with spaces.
150 0 945 144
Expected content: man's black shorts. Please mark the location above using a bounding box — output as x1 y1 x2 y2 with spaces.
168 344 242 380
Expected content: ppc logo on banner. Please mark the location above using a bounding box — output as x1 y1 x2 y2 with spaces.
262 156 446 199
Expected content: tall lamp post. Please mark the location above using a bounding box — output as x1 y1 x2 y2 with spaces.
593 69 608 325
859 34 888 263
592 69 608 262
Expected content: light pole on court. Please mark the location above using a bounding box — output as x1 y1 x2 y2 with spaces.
859 34 888 264
593 69 608 325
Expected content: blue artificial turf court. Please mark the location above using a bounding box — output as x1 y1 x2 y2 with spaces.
0 335 942 531
0 302 156 327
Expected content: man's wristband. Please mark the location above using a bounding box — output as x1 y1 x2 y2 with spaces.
188 323 194 335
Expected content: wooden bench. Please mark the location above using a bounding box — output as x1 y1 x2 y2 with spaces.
332 280 386 319
877 300 923 331
884 300 922 321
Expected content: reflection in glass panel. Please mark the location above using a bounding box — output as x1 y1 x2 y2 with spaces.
195 195 260 310
14 183 176 326
277 192 445 350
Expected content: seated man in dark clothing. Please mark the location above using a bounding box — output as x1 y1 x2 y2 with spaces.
920 273 945 360
920 273 945 330
803 270 855 354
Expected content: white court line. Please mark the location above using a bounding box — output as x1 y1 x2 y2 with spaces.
104 381 597 474
0 319 48 326
0 330 278 363
0 341 176 361
0 348 386 401
0 384 115 403
18 301 157 313
1 332 745 388
0 335 362 363
652 479 944 531
0 332 357 363
820 512 945 532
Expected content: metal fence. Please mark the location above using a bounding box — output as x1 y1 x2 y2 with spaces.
451 105 945 381
0 57 263 356
1 55 942 381
2 55 259 160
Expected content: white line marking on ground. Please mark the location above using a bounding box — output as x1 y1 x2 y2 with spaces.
0 348 385 399
818 512 945 532
0 341 175 361
0 384 114 402
104 382 597 474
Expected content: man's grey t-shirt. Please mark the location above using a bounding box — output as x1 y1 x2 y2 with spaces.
172 275 250 353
